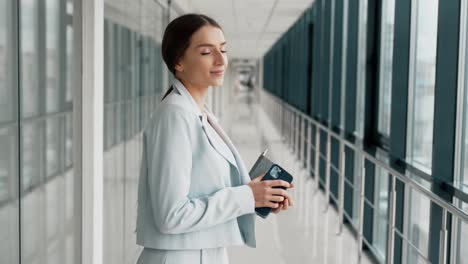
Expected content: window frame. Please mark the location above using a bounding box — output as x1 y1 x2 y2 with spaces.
454 0 468 193
427 0 462 262
451 0 468 262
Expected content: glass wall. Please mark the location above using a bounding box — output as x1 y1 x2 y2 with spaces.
348 0 368 228
372 164 389 260
0 0 20 263
461 0 468 191
352 153 362 223
377 0 395 138
403 1 439 260
103 1 168 263
339 0 349 130
406 0 439 174
403 186 430 263
455 202 468 264
462 125 468 192
1 1 79 263
264 0 468 263
16 0 80 263
355 0 368 138
457 2 468 262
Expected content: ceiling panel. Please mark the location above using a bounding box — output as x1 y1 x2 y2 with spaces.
173 0 315 58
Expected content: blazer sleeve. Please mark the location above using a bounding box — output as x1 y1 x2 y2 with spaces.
146 105 255 235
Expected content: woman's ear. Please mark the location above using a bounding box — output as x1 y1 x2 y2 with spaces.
174 62 184 73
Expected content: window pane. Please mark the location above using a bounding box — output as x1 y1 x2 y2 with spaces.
340 0 349 129
21 121 45 192
0 127 16 201
104 105 113 149
0 1 20 263
456 202 468 264
0 126 19 263
352 152 362 223
65 113 73 167
406 0 439 173
20 0 41 118
403 188 430 263
46 116 60 178
373 163 389 260
462 2 468 188
21 181 44 263
0 0 16 124
45 0 60 113
65 25 73 106
459 4 468 262
115 104 123 144
355 0 368 138
377 0 395 137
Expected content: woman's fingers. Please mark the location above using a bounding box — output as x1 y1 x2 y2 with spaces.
272 203 283 214
270 188 288 196
268 195 285 202
252 173 266 182
264 179 291 188
270 199 293 214
269 188 292 201
282 199 289 210
249 177 295 209
265 201 281 208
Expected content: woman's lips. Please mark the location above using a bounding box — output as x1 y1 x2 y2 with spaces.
210 70 224 76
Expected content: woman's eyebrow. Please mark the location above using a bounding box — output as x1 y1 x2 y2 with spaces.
195 42 227 48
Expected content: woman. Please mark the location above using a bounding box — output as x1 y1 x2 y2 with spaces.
136 13 294 264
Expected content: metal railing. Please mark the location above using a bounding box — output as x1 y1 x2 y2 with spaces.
260 90 468 264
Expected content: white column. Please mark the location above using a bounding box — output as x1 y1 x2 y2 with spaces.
79 0 104 263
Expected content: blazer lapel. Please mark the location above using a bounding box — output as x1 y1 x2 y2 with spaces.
205 112 251 185
202 113 238 169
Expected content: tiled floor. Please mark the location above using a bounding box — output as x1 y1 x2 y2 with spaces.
224 95 375 264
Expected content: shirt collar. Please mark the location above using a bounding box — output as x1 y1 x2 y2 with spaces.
171 78 218 124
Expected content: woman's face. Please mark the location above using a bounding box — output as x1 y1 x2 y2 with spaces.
175 25 228 88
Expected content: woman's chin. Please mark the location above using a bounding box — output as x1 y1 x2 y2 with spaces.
209 78 224 87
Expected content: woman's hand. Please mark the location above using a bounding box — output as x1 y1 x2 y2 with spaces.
248 173 294 209
272 183 294 214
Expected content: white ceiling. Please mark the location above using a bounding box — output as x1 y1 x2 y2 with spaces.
173 0 315 59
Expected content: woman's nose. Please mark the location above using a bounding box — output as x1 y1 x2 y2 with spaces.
213 50 226 65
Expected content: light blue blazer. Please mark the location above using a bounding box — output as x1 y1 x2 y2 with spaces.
136 79 257 250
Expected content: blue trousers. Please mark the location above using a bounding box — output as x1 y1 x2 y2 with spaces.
136 247 229 264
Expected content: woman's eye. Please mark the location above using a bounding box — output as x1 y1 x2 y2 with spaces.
200 49 227 55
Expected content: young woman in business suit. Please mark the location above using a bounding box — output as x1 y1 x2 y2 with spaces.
136 14 295 264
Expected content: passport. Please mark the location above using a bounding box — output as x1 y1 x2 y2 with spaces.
248 149 294 218
248 149 274 180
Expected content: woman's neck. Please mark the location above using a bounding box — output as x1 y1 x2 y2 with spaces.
178 78 208 113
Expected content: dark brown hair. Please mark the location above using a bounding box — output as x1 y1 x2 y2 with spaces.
160 14 222 101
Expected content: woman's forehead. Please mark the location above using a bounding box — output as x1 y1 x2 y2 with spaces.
191 26 226 47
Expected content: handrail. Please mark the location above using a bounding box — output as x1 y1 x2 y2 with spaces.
269 93 468 223
260 89 468 263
